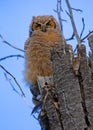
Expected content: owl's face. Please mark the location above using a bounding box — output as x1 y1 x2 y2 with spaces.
30 16 58 33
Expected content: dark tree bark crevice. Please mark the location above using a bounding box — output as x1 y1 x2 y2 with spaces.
78 73 91 128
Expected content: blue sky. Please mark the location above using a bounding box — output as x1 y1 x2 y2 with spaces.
0 1 93 130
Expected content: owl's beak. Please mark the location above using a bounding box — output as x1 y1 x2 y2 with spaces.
41 25 46 32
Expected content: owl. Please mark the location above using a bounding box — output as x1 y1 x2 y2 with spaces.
24 15 64 102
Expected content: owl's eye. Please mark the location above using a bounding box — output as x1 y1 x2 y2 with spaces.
46 20 56 28
32 23 41 31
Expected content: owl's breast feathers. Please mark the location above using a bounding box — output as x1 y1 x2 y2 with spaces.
30 29 63 48
24 29 63 85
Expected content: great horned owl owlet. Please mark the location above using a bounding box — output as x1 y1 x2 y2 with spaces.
24 15 63 101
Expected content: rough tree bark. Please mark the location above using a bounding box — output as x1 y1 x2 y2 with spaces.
52 43 87 130
39 35 93 130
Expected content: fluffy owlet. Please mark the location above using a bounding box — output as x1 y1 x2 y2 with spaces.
24 15 64 102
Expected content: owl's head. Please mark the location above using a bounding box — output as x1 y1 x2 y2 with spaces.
29 15 60 35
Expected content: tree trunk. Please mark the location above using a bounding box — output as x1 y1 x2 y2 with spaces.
39 35 93 130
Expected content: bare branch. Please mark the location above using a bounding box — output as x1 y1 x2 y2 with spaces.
4 72 21 95
66 32 75 41
73 45 78 54
80 18 85 39
71 8 83 12
4 72 33 110
0 34 24 52
53 10 67 22
56 0 63 32
65 0 81 46
56 0 67 51
31 101 42 114
0 54 24 61
81 30 93 42
65 10 71 18
0 64 25 96
61 19 67 22
53 9 58 13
